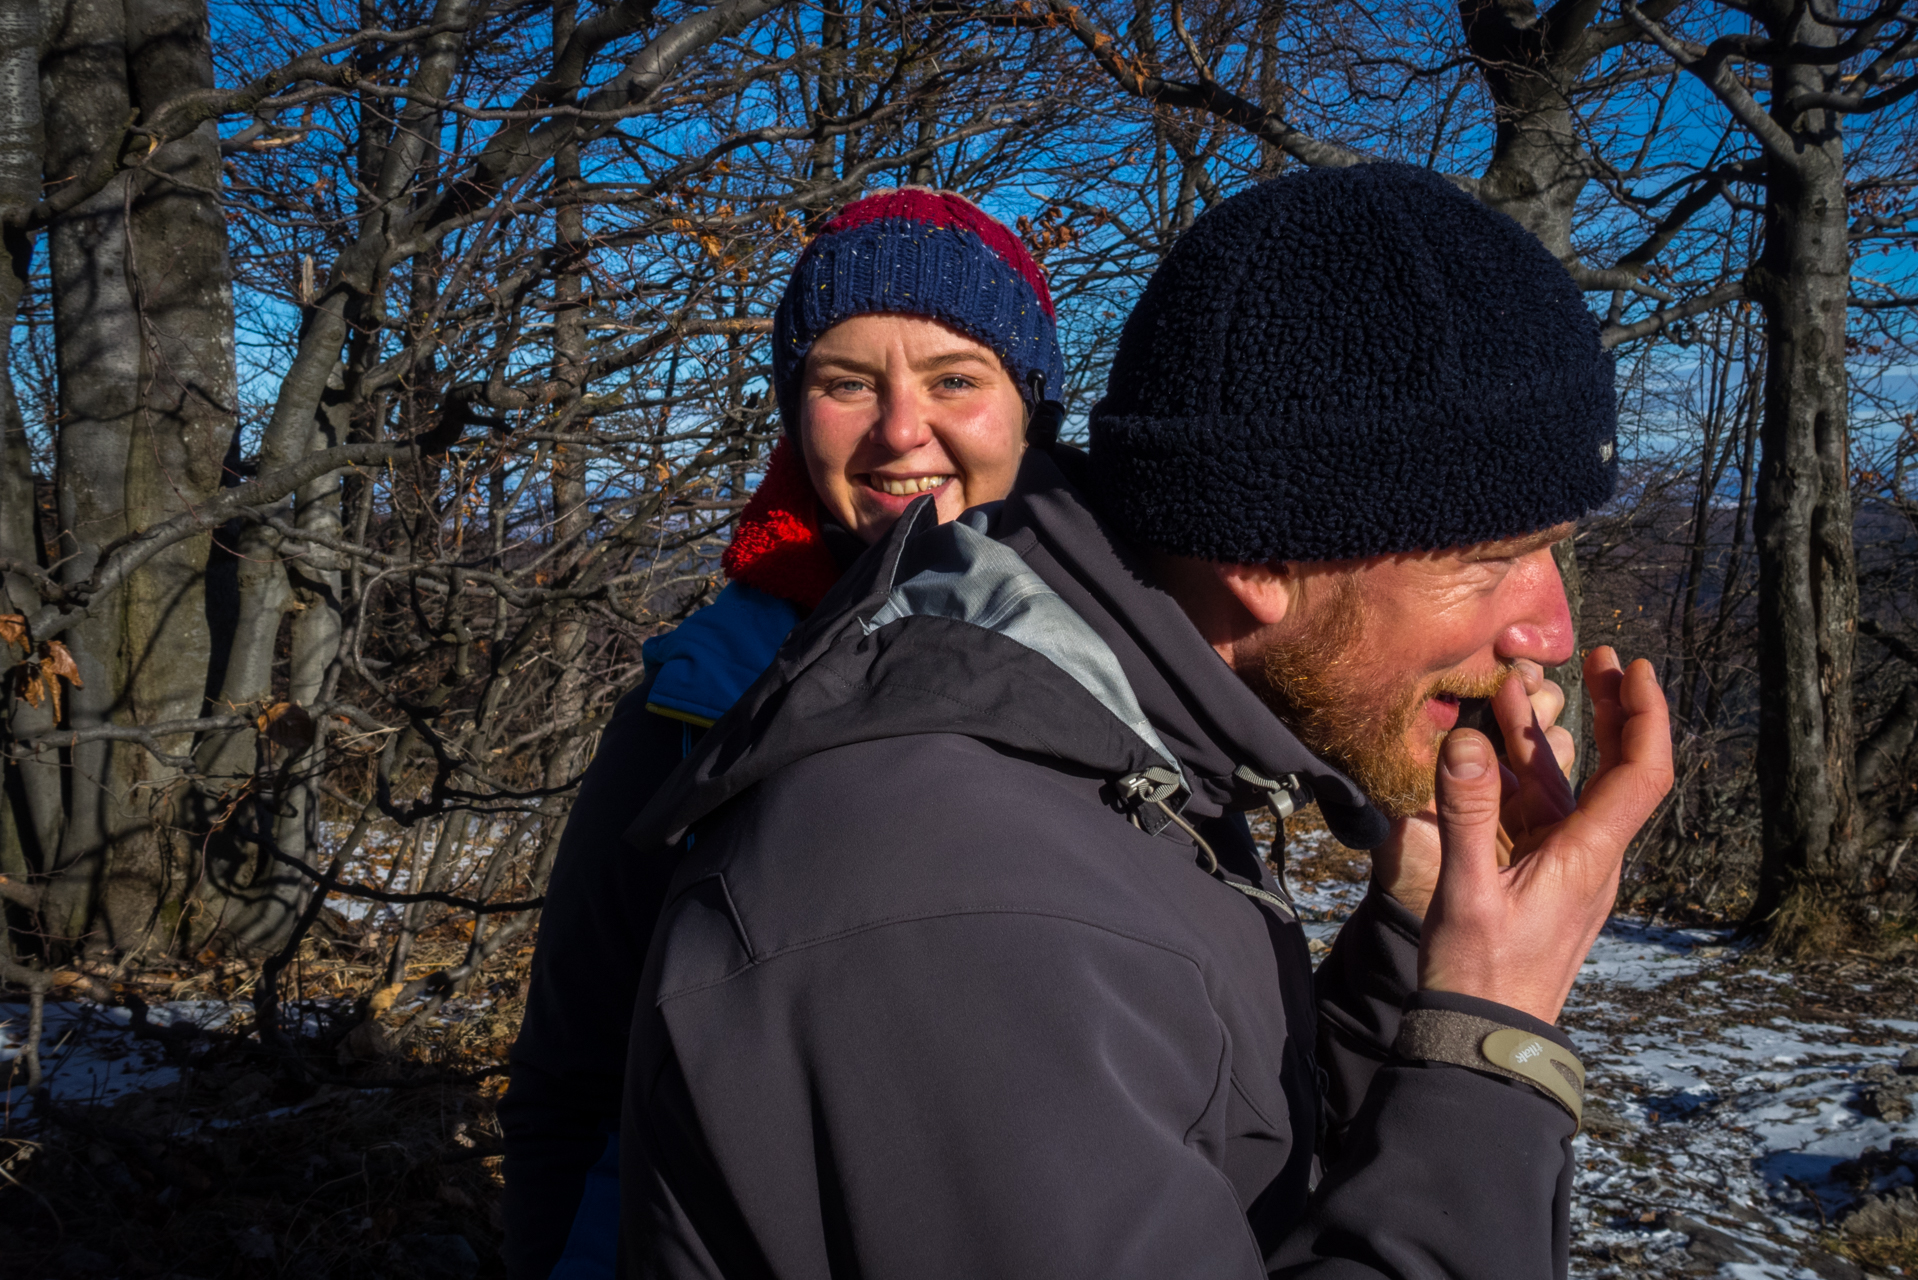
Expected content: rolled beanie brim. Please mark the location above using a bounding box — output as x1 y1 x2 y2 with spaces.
1088 355 1617 563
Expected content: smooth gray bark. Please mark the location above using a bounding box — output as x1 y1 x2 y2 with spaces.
41 0 140 946
29 0 240 954
1748 4 1860 930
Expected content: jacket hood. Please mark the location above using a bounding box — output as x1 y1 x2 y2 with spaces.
629 448 1387 851
1003 448 1388 846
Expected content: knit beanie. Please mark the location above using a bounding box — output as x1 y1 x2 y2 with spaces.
771 189 1066 430
1086 162 1616 564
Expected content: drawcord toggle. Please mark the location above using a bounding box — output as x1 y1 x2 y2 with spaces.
1116 767 1220 874
1233 765 1313 916
1117 766 1300 922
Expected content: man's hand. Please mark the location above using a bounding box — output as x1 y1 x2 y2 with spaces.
1371 658 1574 918
1417 648 1673 1024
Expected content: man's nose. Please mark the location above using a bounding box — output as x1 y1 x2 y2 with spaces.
1495 546 1576 669
873 378 932 455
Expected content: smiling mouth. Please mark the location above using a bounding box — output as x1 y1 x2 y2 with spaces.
868 475 952 497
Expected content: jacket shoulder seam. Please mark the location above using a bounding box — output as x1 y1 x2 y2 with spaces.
655 905 1211 1003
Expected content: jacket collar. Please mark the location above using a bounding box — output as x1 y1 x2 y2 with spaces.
999 447 1389 849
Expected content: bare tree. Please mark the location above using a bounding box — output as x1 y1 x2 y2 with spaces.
0 0 1103 1017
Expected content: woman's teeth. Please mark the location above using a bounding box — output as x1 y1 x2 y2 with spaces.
873 475 951 496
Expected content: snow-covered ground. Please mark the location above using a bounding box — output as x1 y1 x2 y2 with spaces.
0 994 492 1109
0 1000 240 1106
8 829 1915 1278
1561 929 1916 1279
1289 825 1918 1279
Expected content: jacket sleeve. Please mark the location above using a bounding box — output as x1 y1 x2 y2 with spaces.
627 909 1574 1280
1312 883 1421 1159
500 681 695 1280
1274 989 1579 1280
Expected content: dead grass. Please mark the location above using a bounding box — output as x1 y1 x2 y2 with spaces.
1828 1229 1918 1275
1259 802 1375 887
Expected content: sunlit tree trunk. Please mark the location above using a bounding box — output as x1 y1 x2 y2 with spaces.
1748 4 1859 937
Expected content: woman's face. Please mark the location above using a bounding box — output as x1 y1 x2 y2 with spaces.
798 313 1028 544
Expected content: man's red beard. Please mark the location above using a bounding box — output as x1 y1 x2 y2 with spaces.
1255 578 1510 819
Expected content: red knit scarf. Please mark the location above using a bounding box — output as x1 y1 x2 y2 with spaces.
722 438 843 612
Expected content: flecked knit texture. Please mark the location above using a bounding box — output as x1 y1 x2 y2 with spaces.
771 190 1065 430
1086 163 1617 563
721 438 842 611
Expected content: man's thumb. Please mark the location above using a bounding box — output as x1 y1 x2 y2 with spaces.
1434 729 1502 885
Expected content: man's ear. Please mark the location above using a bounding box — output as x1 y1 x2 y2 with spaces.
1215 560 1295 627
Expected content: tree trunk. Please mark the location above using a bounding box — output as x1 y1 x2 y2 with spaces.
33 0 239 957
0 0 53 905
113 0 241 950
40 0 141 950
1455 1 1625 781
1460 0 1592 261
1747 7 1859 941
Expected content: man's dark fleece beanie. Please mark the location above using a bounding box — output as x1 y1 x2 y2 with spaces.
1086 162 1617 564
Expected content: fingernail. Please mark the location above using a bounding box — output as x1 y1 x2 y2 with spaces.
1441 732 1490 780
1515 659 1542 683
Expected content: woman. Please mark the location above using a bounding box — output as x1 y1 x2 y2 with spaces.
500 189 1066 1280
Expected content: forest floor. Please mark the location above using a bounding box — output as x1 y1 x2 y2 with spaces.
1287 823 1918 1280
2 832 1916 1280
0 925 524 1280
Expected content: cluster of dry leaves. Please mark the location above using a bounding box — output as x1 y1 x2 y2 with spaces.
0 615 82 721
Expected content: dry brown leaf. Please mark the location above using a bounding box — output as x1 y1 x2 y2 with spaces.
15 662 42 710
0 614 25 652
11 641 83 720
257 700 316 753
41 640 80 685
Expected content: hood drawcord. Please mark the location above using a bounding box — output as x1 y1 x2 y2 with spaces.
1233 765 1312 917
1116 767 1218 873
1116 767 1300 922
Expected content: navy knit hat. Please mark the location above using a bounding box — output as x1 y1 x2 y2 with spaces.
1087 163 1617 564
771 189 1066 431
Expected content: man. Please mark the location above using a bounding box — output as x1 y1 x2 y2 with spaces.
618 163 1672 1277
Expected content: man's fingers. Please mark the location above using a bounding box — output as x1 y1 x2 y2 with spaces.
1529 677 1566 733
1545 725 1575 779
1434 729 1504 896
1543 658 1673 889
1514 658 1545 697
1494 672 1574 827
1614 658 1674 784
1583 647 1627 778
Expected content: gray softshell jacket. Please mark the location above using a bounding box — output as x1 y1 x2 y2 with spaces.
618 448 1580 1278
